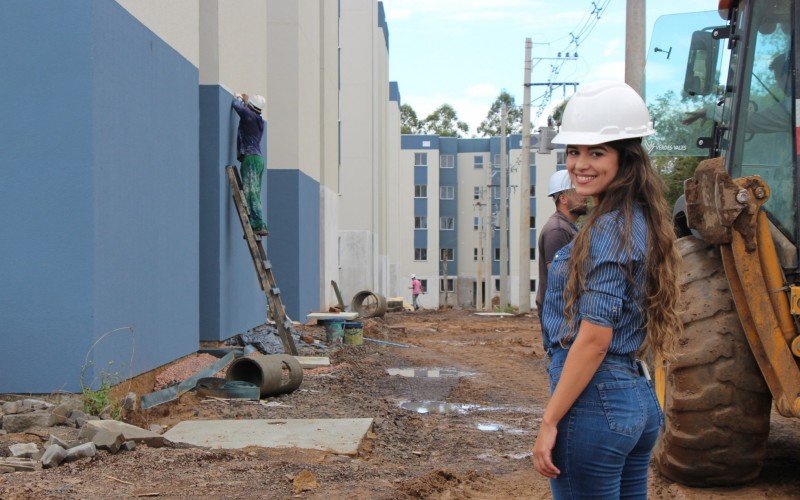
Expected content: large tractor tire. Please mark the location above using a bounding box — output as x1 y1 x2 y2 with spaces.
654 236 772 486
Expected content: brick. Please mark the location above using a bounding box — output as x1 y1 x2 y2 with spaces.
2 401 20 415
41 445 67 469
64 442 96 462
8 443 38 458
84 420 168 448
91 430 125 454
48 404 72 426
2 412 51 433
121 440 136 452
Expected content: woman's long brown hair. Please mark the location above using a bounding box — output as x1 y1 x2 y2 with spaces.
562 138 681 359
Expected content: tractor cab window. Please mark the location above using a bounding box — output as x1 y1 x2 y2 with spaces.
645 10 729 157
728 0 795 235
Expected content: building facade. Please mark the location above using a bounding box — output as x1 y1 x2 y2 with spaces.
398 134 566 310
0 0 399 392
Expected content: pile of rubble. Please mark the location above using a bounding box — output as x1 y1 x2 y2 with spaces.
0 397 168 473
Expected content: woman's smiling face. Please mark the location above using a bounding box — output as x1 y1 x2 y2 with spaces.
565 144 619 199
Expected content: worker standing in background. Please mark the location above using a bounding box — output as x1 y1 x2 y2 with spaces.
410 274 422 311
535 171 587 322
232 93 268 236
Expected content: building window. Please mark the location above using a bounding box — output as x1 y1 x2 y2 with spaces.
473 216 479 230
530 247 536 260
529 216 536 228
440 155 454 169
474 155 484 168
530 184 535 197
414 152 428 166
440 185 454 199
494 248 500 261
440 248 454 261
414 185 427 198
440 216 454 230
420 279 428 291
556 151 566 165
440 278 455 292
473 186 480 199
415 216 427 229
473 248 478 261
494 278 500 291
530 279 536 291
493 154 500 167
414 248 427 261
492 186 500 200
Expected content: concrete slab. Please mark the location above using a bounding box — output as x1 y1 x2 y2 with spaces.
293 356 330 369
306 312 359 321
163 418 373 455
84 420 168 447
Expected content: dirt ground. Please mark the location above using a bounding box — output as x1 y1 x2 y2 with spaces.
2 309 800 499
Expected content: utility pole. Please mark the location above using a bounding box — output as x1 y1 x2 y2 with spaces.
499 104 509 307
483 155 493 310
518 38 532 313
475 199 484 310
625 0 646 96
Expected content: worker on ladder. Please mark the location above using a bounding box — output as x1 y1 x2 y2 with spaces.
232 93 268 236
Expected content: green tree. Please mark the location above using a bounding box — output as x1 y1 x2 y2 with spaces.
477 91 523 137
400 103 423 134
422 104 469 137
654 155 702 209
550 98 569 126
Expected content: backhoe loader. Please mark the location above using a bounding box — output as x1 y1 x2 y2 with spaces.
645 0 800 486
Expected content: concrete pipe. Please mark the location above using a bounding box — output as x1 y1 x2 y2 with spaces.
351 290 388 318
225 354 303 398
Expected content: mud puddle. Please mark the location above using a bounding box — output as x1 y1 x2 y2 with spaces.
386 367 475 378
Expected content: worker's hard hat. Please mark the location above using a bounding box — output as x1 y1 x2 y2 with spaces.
248 94 266 114
552 81 654 145
548 170 573 196
411 274 416 279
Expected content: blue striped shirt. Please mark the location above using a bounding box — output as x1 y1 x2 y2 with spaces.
541 205 648 355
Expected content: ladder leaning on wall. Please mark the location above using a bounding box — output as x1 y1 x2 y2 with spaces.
225 165 298 355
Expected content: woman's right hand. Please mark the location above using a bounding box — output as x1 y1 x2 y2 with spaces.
532 420 560 478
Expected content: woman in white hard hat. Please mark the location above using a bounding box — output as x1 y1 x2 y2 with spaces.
531 81 681 498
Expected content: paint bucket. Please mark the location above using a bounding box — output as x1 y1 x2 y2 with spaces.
325 320 345 344
343 321 363 346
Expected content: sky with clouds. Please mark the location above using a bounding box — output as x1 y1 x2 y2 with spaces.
383 0 719 135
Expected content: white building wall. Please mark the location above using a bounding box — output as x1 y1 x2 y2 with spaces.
386 99 401 298
339 0 392 301
115 0 199 68
320 0 341 309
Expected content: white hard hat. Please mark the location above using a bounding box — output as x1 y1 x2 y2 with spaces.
552 81 654 145
248 94 266 114
411 274 416 279
548 170 572 196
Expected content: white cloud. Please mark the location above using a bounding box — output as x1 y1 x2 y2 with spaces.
603 38 622 57
465 83 500 99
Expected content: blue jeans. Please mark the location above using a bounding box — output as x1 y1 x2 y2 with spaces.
547 348 664 499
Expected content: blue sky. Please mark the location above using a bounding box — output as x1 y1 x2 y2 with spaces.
384 0 720 134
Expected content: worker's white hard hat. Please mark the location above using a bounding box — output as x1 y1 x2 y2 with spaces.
248 94 266 114
411 274 416 279
552 81 654 146
548 170 573 196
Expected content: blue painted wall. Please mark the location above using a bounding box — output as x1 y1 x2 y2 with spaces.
0 0 199 392
199 86 268 341
438 138 458 274
266 170 320 323
389 81 401 104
